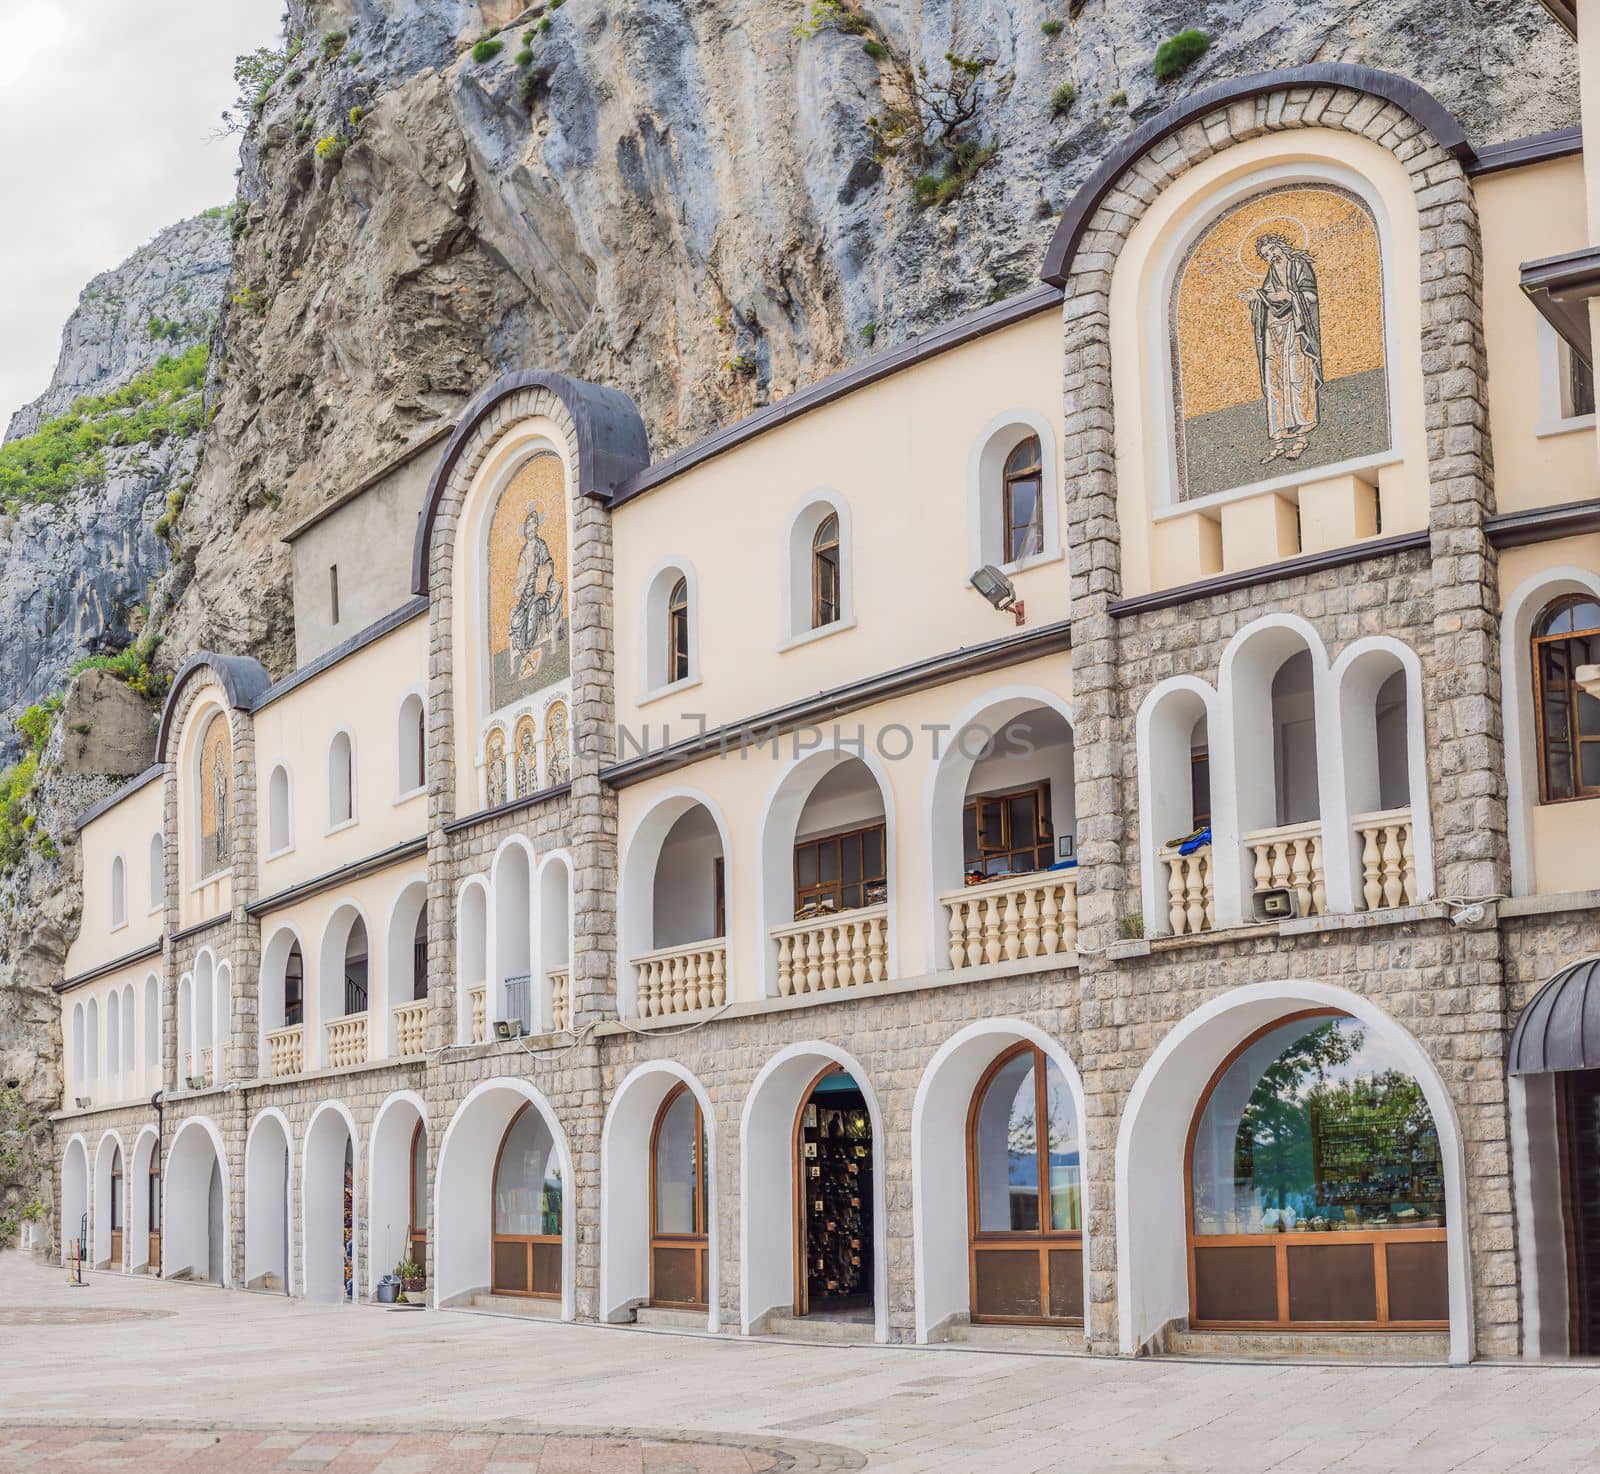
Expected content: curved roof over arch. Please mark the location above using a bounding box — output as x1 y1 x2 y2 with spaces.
156 652 272 762
410 369 651 596
1509 956 1600 1075
1039 63 1474 288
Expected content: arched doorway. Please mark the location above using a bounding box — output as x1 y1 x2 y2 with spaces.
165 1119 227 1286
109 1143 124 1268
302 1104 356 1302
649 1084 708 1310
93 1133 124 1270
61 1138 88 1269
490 1104 562 1300
367 1092 427 1297
128 1128 159 1273
967 1044 1083 1325
245 1111 292 1293
793 1066 874 1322
1186 1010 1448 1331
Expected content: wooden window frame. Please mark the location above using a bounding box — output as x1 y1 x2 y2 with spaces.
284 943 304 1028
1190 747 1212 828
1184 1009 1449 1333
811 513 841 630
648 1082 708 1310
407 1120 427 1280
1002 435 1045 565
490 1102 562 1300
713 856 726 939
1533 596 1600 804
962 781 1054 881
667 576 690 685
110 1146 124 1266
792 821 887 920
966 1043 1083 1326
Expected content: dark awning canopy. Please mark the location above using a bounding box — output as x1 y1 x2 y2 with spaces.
1509 956 1600 1075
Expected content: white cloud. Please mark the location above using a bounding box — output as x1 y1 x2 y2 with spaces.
0 0 284 427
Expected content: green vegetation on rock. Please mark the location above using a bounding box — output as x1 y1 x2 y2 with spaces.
1154 29 1209 79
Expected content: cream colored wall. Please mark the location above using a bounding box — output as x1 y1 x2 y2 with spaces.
59 961 161 1109
1109 130 1430 597
447 418 576 817
255 615 428 894
616 651 1074 1006
612 313 1067 740
1479 157 1598 514
176 696 232 932
66 779 163 977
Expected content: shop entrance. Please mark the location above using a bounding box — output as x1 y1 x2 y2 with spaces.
794 1067 873 1319
1559 1069 1600 1354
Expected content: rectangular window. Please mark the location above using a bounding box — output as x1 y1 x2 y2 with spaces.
793 822 887 919
329 564 341 626
1191 749 1212 828
962 781 1054 881
285 958 304 1028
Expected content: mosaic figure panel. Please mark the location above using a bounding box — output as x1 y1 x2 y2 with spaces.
197 714 231 878
513 715 538 799
485 727 508 810
1172 184 1389 501
544 701 570 787
487 452 569 712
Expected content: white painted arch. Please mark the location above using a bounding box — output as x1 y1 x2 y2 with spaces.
92 1129 126 1269
739 1040 889 1342
367 1089 428 1298
910 1018 1090 1344
1137 674 1227 934
245 1107 294 1293
966 407 1062 574
128 1125 159 1272
1113 980 1473 1363
780 489 855 643
599 1060 719 1331
301 1098 359 1303
164 1115 229 1286
455 874 490 1044
60 1134 89 1264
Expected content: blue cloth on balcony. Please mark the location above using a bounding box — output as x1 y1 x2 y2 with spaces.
1177 825 1212 856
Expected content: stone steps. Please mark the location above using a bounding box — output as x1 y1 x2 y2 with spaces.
1164 1327 1450 1362
940 1321 1089 1353
464 1293 561 1319
633 1305 710 1330
754 1310 876 1344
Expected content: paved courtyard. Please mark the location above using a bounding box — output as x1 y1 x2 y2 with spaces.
4 1254 1600 1474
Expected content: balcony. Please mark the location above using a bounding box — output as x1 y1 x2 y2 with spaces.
1159 843 1215 937
266 1024 303 1078
940 871 1078 968
326 1013 368 1069
773 905 890 996
392 1001 426 1059
631 941 727 1018
1354 807 1417 911
1244 819 1326 918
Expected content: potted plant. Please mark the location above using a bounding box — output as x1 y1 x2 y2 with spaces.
394 1256 424 1304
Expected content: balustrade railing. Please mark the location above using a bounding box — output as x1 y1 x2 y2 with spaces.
631 941 727 1018
1354 807 1417 911
468 984 487 1044
549 967 571 1031
773 906 890 996
265 1024 303 1079
194 1046 213 1087
1244 820 1326 918
326 1013 368 1069
1159 843 1215 937
939 872 1078 968
392 1001 427 1058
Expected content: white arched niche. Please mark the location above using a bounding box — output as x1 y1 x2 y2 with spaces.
383 879 429 1054
491 838 535 1030
93 1130 125 1269
301 1100 358 1303
367 1090 427 1298
244 1108 293 1293
61 1135 89 1264
164 1116 229 1286
128 1126 158 1272
455 876 490 1044
599 1061 719 1331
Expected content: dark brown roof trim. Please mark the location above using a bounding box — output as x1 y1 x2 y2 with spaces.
1520 246 1600 371
411 370 650 595
247 835 428 917
76 764 163 831
1040 64 1473 288
252 597 428 714
1467 126 1582 177
56 938 164 993
602 617 1073 789
170 914 230 946
607 284 1063 509
1107 530 1431 619
1485 497 1600 549
156 653 272 763
281 422 455 544
1532 0 1577 38
441 782 572 836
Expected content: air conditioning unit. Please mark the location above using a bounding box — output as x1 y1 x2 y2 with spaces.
1253 886 1300 922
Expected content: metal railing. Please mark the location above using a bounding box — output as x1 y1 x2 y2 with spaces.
503 975 531 1036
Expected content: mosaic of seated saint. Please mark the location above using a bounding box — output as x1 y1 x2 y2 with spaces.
1171 184 1390 501
488 452 570 711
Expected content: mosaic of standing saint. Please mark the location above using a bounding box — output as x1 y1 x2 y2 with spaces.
487 452 569 712
1171 185 1389 501
197 714 231 878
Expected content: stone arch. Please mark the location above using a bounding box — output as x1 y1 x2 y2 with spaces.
739 1041 888 1341
301 1099 359 1303
60 1135 89 1265
910 1019 1089 1343
433 1076 576 1317
165 1116 229 1286
455 875 490 1044
383 877 430 1054
1113 980 1473 1362
599 1060 719 1331
92 1129 125 1269
245 1108 293 1293
128 1125 159 1272
367 1090 429 1299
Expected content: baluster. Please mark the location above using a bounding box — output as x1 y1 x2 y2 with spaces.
1185 857 1207 937
1059 882 1078 954
695 951 712 1011
948 900 966 969
867 915 888 982
1401 823 1418 905
1381 825 1404 909
1361 825 1382 910
1001 890 1022 962
1253 843 1272 898
1020 885 1041 957
640 963 658 1018
963 898 984 968
711 947 726 1006
1288 839 1311 916
983 896 1003 967
848 920 866 987
775 935 793 997
820 925 839 990
1308 835 1325 917
1168 856 1188 935
1041 883 1062 954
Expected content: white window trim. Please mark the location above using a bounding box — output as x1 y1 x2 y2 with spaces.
109 853 128 932
395 686 428 803
779 491 856 644
637 673 703 709
1534 318 1597 438
326 726 358 832
776 616 858 654
638 557 699 699
966 410 1063 575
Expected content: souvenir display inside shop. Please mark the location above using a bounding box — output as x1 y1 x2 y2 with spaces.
798 1071 874 1315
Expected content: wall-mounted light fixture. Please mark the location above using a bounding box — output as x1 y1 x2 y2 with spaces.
969 564 1025 626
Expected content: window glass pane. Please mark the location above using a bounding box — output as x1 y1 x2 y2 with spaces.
411 1129 428 1230
861 827 883 879
840 884 862 910
654 1091 699 1235
841 839 862 883
1044 1062 1082 1231
495 1107 558 1236
975 1052 1039 1232
1190 1015 1446 1236
814 513 838 547
819 841 840 883
979 799 1005 850
1006 480 1042 562
796 845 818 888
1008 793 1039 849
1582 742 1600 790
1004 436 1041 476
1570 601 1600 633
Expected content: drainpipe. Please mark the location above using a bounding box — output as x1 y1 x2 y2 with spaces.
149 1090 163 1278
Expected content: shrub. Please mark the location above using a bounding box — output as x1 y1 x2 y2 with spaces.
314 134 346 163
794 0 869 38
1153 29 1208 79
538 16 551 32
862 38 886 60
726 355 758 378
515 46 533 65
520 65 553 111
861 321 877 345
1041 18 1064 35
911 139 995 208
69 628 167 700
15 698 59 758
472 36 504 63
320 29 347 61
1108 89 1127 107
1051 81 1076 117
1118 910 1145 940
348 105 365 127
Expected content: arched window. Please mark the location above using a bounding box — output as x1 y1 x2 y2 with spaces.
71 1003 85 1093
267 765 292 854
398 693 426 795
110 1144 124 1261
147 832 164 912
811 514 841 630
667 577 690 684
1187 1011 1448 1329
86 997 100 1080
491 1103 562 1298
1533 594 1600 803
409 1121 428 1274
1002 436 1044 565
650 1084 707 1309
105 991 121 1082
110 856 126 929
328 731 355 827
967 1044 1082 1323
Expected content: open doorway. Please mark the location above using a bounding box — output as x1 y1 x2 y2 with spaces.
795 1067 873 1321
1559 1069 1600 1354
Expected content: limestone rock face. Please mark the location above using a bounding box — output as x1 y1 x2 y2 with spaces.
60 669 158 779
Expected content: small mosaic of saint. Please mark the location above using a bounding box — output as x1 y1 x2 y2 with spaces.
544 700 570 787
197 714 231 877
488 453 569 712
513 715 538 798
1172 184 1389 500
485 727 508 810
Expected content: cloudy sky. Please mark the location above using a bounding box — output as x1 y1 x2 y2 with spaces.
0 0 284 426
